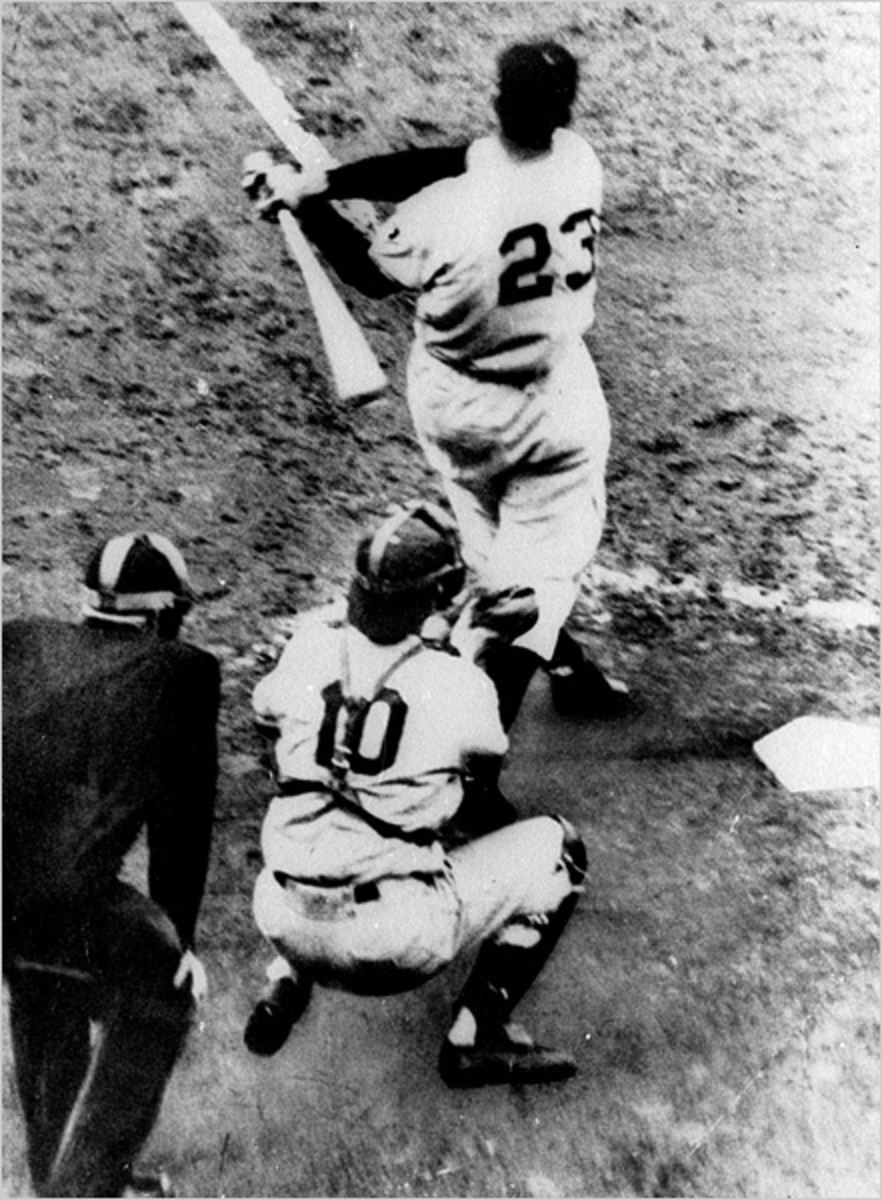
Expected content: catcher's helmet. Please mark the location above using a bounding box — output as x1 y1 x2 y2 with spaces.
84 532 192 617
495 41 578 149
347 503 464 644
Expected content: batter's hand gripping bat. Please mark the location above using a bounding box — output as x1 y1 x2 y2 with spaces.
173 2 388 405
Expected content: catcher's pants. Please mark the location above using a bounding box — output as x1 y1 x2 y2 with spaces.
253 816 576 995
406 339 610 660
5 883 192 1198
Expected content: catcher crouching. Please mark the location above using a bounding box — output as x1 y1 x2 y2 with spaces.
245 502 588 1087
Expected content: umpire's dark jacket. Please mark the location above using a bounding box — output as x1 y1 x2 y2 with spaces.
2 618 221 958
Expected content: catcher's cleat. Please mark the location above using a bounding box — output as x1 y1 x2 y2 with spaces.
244 973 313 1056
549 659 633 719
123 1171 175 1198
438 1027 577 1088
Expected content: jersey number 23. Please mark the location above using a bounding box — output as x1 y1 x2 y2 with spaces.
498 208 600 306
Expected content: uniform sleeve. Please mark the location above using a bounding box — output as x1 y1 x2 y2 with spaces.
252 636 302 732
147 649 220 949
253 617 336 730
368 177 462 290
453 660 509 762
295 146 470 299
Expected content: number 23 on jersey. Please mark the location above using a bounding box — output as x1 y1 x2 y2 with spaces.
498 208 600 307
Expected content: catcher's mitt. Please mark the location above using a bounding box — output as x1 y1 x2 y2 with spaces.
469 585 539 643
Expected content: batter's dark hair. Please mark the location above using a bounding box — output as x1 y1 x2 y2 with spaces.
495 41 579 151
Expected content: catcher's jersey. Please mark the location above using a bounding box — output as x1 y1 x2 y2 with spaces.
369 128 603 380
253 615 507 883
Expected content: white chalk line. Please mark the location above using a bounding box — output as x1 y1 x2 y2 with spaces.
590 565 878 632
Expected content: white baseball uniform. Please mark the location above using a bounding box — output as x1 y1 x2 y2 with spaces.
251 611 578 993
369 129 610 660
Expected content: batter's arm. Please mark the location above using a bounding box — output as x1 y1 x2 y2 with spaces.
248 144 470 298
323 144 469 203
294 200 400 298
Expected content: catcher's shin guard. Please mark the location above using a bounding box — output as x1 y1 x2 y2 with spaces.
478 643 543 731
452 818 587 1030
440 819 587 1087
455 771 518 840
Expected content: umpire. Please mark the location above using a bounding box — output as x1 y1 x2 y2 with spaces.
3 532 220 1198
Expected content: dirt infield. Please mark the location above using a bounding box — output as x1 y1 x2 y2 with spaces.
2 3 879 1196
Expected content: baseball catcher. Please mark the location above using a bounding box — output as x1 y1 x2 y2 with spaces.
244 502 588 1087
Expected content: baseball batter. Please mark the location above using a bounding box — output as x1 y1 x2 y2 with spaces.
244 503 588 1087
245 40 631 731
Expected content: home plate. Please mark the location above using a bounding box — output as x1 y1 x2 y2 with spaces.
754 717 880 792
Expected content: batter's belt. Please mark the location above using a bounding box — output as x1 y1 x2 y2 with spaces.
434 353 549 389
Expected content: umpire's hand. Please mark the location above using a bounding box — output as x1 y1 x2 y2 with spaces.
174 950 208 1003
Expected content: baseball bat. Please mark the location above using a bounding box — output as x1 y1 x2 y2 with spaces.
173 2 387 404
277 210 388 403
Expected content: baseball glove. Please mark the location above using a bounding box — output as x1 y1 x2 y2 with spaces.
469 585 539 643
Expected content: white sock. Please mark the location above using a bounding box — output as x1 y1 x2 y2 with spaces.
266 954 295 983
447 1006 478 1047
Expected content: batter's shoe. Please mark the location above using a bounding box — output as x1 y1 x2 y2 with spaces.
244 972 313 1056
549 659 633 719
438 1026 577 1088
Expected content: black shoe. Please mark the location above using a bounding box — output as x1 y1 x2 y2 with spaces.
244 973 313 1056
439 1029 577 1088
549 660 633 719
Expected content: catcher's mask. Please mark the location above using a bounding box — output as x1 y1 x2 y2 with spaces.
83 532 193 633
347 502 464 645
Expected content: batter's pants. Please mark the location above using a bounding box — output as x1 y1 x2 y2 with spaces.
5 883 192 1198
253 815 577 995
406 340 610 661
